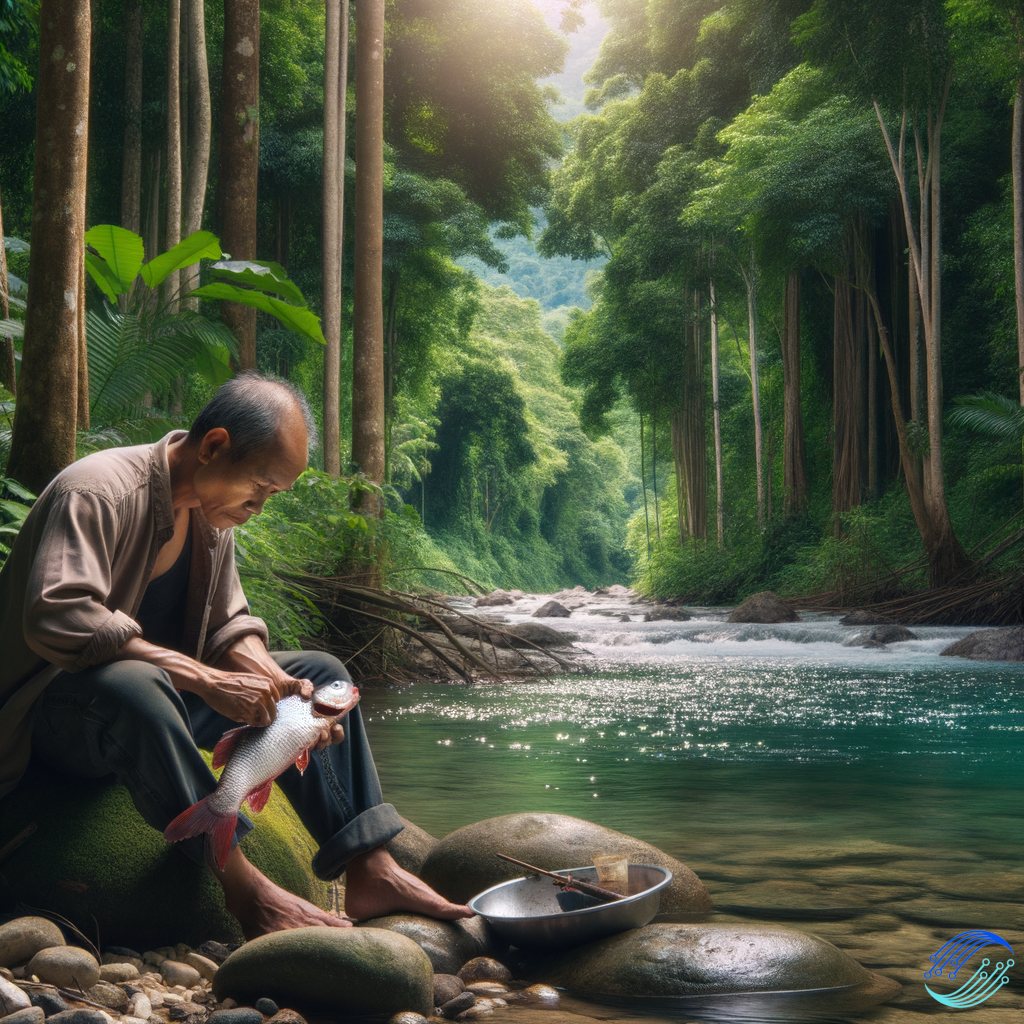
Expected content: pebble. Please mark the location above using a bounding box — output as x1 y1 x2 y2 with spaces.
455 961 510 986
84 982 128 1011
121 1017 149 1024
207 1008 264 1024
218 1000 237 1010
29 992 68 1017
45 1012 113 1024
515 984 558 1006
0 975 32 1014
159 963 201 989
156 950 177 963
254 999 278 1016
462 984 506 997
0 921 66 970
162 994 184 1006
432 976 464 1007
104 948 141 961
438 992 475 1020
98 963 139 983
1 1008 45 1024
194 945 231 968
141 954 164 968
183 956 217 983
0 971 11 983
266 1012 307 1024
129 994 151 1019
388 1015 428 1024
146 992 164 1008
25 948 100 992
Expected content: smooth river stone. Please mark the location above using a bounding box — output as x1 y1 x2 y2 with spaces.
727 591 799 623
2 1008 45 1024
0 975 32 1014
355 914 494 975
212 926 434 1017
540 923 882 998
418 813 712 914
386 816 438 877
0 918 66 968
26 947 100 990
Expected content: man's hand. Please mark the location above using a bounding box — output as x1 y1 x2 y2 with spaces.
314 721 345 751
196 666 312 727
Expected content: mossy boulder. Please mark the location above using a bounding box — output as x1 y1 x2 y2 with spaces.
213 927 434 1017
727 592 799 624
0 760 329 950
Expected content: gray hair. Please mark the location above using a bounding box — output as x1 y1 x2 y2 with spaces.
187 370 317 462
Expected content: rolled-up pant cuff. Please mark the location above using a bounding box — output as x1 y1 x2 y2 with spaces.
311 802 404 880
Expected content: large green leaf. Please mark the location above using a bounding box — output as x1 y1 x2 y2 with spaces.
84 225 145 292
85 252 123 303
189 282 326 344
140 231 223 289
210 261 307 305
192 343 235 385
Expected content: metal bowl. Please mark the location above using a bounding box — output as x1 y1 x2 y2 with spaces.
468 863 672 950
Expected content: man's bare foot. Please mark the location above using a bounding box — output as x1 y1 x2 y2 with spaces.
216 847 352 939
344 846 474 922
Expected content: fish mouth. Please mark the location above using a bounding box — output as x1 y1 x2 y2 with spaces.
313 701 349 718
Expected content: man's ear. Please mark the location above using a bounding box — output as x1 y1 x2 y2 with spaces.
198 427 231 464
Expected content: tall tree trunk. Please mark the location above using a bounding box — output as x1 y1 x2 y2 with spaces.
867 288 878 499
739 255 764 529
165 0 182 312
121 0 143 236
673 287 706 542
833 271 862 522
0 173 16 396
7 0 90 491
710 274 723 550
384 269 399 478
180 0 211 309
350 0 386 503
1015 78 1024 403
219 0 260 369
873 89 969 586
781 272 807 514
640 413 651 557
322 0 349 475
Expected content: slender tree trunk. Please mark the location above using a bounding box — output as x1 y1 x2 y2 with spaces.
322 0 349 476
180 0 211 309
7 0 90 491
833 270 862 522
710 274 723 550
908 235 925 423
674 287 706 541
640 413 651 557
219 0 260 369
121 0 143 236
384 269 399 477
351 0 386 503
651 397 660 542
781 272 807 514
1011 82 1024 404
165 0 182 312
0 174 16 396
740 255 764 528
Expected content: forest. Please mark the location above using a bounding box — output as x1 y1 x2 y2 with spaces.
3 0 1024 645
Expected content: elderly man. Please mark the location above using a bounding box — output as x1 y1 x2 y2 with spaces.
0 371 471 936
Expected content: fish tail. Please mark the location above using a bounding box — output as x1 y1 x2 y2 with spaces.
163 798 238 871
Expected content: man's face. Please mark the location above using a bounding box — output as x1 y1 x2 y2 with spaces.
192 415 308 529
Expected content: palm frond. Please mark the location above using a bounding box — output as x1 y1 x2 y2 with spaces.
947 391 1024 438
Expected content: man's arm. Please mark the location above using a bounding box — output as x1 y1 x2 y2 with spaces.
113 636 312 728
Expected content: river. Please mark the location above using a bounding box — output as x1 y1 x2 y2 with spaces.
361 592 1024 1023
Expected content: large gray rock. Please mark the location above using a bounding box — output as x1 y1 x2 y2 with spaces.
386 817 438 876
0 918 66 968
475 591 515 608
355 915 495 975
419 813 711 914
941 627 1024 662
644 608 691 622
541 923 878 997
212 927 433 1017
25 947 99 990
728 592 799 624
532 601 571 619
839 610 896 626
0 975 32 1014
502 624 578 648
843 625 917 647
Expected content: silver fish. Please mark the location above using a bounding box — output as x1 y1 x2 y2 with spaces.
164 678 359 868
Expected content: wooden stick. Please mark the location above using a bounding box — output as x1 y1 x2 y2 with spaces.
496 853 624 902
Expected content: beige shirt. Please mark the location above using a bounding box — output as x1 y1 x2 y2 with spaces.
0 431 269 799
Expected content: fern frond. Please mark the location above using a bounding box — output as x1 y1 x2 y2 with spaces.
947 391 1024 438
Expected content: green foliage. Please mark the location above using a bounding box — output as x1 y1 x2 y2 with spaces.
0 474 33 565
0 0 37 94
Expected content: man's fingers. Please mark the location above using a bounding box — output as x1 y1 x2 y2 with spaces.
331 723 345 745
278 675 314 700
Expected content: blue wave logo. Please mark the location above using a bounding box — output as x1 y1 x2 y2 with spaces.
924 930 1014 1008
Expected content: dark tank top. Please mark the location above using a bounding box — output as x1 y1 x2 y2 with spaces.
136 519 192 653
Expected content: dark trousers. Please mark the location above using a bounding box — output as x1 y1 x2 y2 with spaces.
30 650 403 879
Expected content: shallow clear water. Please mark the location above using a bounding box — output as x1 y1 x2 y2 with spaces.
361 596 1024 1022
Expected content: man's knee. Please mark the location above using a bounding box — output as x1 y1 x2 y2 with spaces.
272 649 351 685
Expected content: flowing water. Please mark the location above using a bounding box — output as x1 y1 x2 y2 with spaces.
360 593 1024 1024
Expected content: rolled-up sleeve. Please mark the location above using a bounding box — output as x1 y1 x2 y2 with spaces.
201 530 269 664
23 489 143 671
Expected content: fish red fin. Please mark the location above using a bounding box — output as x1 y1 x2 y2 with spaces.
212 725 250 770
163 798 238 871
295 748 311 774
245 780 274 814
